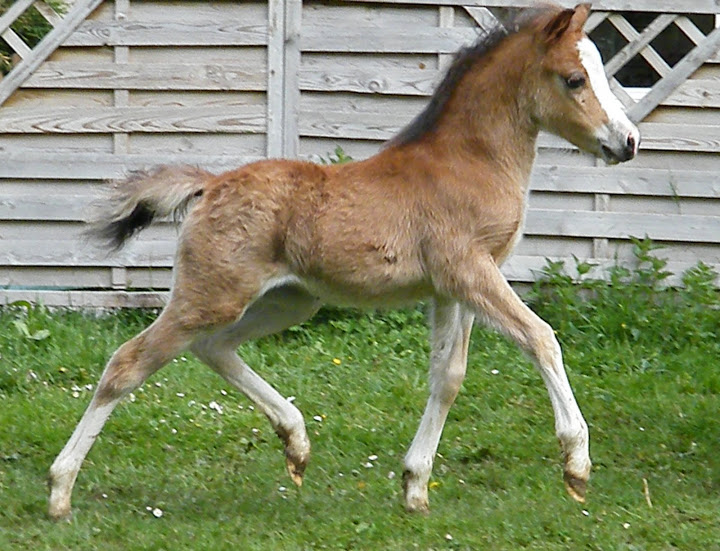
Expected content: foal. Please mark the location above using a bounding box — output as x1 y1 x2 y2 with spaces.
49 3 639 519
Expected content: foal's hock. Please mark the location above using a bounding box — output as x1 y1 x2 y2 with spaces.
49 3 639 520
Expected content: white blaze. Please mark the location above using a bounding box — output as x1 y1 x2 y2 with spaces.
576 37 640 154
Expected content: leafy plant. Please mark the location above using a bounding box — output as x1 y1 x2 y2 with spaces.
8 301 51 342
527 237 720 369
319 146 353 165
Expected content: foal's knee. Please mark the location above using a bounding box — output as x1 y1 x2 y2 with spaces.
526 320 562 370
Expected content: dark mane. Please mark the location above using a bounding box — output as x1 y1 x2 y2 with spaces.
385 9 554 148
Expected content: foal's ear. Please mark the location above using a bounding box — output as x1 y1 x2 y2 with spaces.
543 3 591 45
571 3 592 29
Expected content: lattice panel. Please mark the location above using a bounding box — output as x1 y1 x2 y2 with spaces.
588 11 720 122
0 0 103 106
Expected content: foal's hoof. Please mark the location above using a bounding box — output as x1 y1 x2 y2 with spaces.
48 501 72 522
48 478 73 521
404 499 430 515
563 471 587 503
49 509 72 522
276 425 310 487
402 470 430 515
286 456 306 487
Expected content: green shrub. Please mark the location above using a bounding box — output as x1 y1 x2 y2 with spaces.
527 237 720 360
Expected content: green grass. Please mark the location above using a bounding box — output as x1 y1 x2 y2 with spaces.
1 246 719 550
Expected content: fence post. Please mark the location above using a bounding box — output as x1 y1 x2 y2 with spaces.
267 0 301 159
267 0 285 158
283 0 302 158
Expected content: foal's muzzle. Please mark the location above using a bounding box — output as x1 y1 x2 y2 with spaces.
600 128 640 165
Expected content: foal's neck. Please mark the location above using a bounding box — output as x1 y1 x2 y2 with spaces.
430 33 539 187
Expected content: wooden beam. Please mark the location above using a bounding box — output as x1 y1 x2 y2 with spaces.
301 26 478 53
283 0 302 158
0 152 259 180
530 166 720 199
298 67 438 96
62 20 268 47
0 290 168 309
23 62 267 90
0 105 266 134
525 209 720 244
266 0 285 157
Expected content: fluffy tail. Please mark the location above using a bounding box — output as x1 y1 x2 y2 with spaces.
86 165 214 250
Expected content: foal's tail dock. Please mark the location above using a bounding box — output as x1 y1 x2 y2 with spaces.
86 165 214 250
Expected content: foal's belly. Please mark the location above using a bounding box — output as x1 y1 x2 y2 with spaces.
298 273 432 309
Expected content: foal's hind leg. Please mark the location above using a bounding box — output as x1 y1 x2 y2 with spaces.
48 259 282 519
48 307 196 520
191 285 321 486
403 299 474 513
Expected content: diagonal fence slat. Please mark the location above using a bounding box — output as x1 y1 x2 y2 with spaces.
629 24 720 122
463 6 503 33
608 14 672 78
0 0 36 35
673 15 708 46
0 0 104 107
33 0 64 27
584 11 609 33
604 13 677 78
1 27 32 59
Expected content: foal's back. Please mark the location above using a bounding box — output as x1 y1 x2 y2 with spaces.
184 153 433 308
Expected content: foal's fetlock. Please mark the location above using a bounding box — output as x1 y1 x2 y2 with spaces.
402 470 430 514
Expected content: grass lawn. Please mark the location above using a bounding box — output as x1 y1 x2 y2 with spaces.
1 250 718 550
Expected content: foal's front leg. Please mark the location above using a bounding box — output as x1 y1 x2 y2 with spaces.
450 256 591 502
403 299 474 513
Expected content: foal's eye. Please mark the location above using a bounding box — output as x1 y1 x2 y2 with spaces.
564 73 586 90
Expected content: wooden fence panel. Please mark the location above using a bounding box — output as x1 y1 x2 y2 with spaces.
0 0 718 307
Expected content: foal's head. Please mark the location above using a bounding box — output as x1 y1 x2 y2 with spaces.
527 3 639 164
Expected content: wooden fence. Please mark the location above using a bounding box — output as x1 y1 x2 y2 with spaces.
0 0 719 307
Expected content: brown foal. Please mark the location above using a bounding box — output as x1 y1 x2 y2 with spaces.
49 3 639 520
